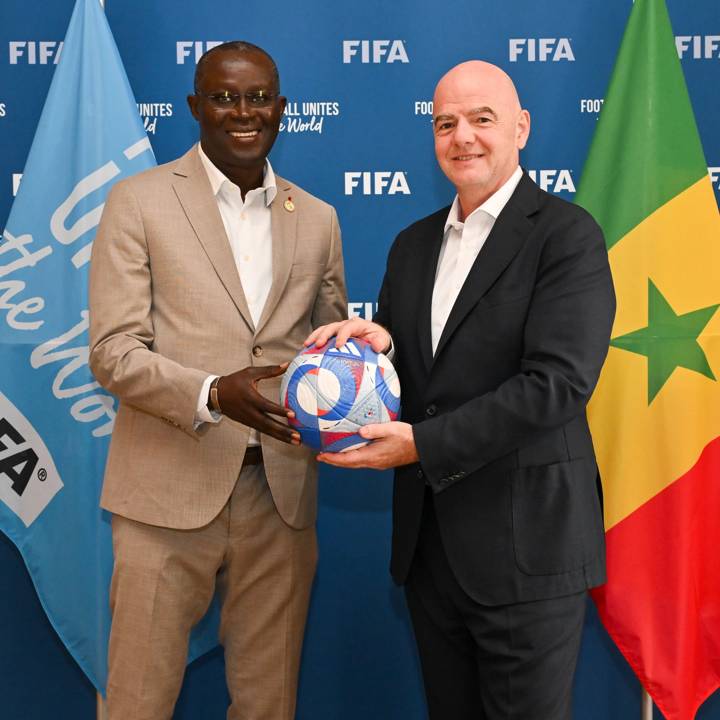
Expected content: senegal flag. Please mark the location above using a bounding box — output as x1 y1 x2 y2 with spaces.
575 0 720 718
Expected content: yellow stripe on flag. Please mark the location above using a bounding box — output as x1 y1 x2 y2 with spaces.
589 177 720 530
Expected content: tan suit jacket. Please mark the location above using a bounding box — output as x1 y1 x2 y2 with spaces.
89 146 347 531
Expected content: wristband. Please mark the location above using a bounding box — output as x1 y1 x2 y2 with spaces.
208 376 222 414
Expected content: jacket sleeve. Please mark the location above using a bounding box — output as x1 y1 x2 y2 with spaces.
311 206 348 328
373 231 401 333
88 180 208 436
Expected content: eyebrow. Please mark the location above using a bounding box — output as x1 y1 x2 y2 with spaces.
433 106 498 126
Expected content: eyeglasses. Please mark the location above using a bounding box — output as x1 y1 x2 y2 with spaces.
194 89 279 109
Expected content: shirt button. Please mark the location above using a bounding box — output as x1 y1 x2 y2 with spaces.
252 345 263 357
425 404 437 417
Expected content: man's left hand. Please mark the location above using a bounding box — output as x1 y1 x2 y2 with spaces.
317 421 419 469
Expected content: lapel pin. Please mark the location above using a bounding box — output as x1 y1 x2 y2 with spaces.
284 197 295 213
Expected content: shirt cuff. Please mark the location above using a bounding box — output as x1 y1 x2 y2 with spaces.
384 336 395 362
194 374 222 429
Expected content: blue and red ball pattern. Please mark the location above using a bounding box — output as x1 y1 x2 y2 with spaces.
280 337 401 452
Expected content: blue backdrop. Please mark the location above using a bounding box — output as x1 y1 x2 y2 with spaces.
1 0 719 718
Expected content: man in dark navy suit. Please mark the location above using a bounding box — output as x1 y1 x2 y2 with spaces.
307 60 615 719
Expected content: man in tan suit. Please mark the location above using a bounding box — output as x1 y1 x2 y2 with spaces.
89 41 346 720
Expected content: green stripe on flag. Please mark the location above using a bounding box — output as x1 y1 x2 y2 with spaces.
575 0 707 250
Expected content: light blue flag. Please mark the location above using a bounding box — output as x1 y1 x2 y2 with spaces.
0 0 218 691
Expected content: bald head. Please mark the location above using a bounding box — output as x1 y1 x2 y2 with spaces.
434 61 521 115
432 60 530 216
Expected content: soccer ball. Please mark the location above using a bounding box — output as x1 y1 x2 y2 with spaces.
280 337 401 452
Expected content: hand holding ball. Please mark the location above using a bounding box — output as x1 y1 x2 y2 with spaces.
280 337 401 452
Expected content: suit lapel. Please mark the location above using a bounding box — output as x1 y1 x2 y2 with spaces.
433 173 539 361
171 148 255 331
255 176 298 336
417 212 447 373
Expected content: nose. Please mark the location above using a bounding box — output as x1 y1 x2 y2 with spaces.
452 115 474 146
230 96 252 117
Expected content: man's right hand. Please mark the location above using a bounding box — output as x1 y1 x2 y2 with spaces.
216 365 300 445
304 319 391 354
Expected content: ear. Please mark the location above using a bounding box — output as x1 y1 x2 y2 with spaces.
187 94 200 122
516 109 531 150
277 95 287 115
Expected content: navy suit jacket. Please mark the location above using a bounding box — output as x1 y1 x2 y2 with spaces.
374 172 616 605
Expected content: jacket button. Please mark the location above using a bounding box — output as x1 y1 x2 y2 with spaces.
425 404 437 417
252 345 263 357
416 469 424 479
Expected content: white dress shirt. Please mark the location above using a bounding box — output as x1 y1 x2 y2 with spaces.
194 144 277 441
430 166 523 354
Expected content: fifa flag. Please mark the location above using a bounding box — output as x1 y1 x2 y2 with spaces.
575 0 720 717
0 0 154 689
0 0 216 692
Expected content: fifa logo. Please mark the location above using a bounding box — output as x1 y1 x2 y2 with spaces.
0 395 64 527
0 418 41 500
9 41 63 65
709 167 720 190
176 41 224 64
348 302 378 321
527 169 576 194
509 38 575 62
342 40 409 64
675 36 720 59
344 172 411 196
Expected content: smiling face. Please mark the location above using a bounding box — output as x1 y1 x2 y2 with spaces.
187 48 286 189
433 61 530 213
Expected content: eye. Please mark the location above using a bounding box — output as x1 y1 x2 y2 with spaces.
211 93 236 105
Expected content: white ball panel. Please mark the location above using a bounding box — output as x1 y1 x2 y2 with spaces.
297 379 318 415
316 367 341 404
385 372 401 397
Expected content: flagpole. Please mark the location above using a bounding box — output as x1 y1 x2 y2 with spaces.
642 689 653 720
97 693 108 720
95 0 106 708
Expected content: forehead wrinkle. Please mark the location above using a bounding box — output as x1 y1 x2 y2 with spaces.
432 106 498 127
467 106 498 118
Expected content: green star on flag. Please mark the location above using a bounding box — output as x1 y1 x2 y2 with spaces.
611 279 718 403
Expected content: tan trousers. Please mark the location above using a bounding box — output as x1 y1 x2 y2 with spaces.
106 464 317 720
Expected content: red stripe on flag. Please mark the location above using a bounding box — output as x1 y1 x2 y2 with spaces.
592 435 720 720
